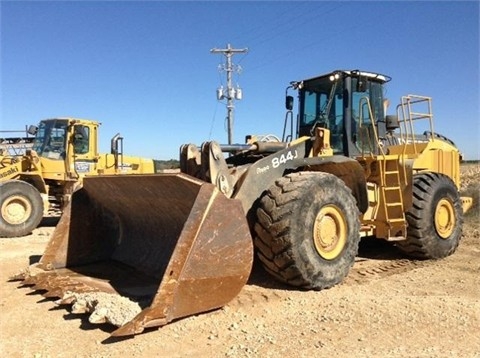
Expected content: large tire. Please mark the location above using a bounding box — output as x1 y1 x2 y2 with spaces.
254 171 361 290
397 172 463 259
0 180 44 238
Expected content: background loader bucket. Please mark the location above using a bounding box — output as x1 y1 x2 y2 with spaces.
23 173 253 336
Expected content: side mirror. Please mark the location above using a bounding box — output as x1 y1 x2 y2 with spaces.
28 125 38 136
385 115 399 131
285 95 294 111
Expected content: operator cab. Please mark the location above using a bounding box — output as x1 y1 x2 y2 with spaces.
288 70 391 158
32 118 96 160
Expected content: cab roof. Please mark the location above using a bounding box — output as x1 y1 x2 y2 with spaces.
292 69 392 88
41 118 101 126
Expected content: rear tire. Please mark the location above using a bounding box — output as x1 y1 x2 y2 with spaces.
254 171 360 290
397 172 463 259
0 181 44 238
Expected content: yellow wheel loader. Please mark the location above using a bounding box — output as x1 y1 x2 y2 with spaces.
0 118 163 237
15 70 472 336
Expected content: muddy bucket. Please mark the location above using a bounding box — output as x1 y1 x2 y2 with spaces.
19 173 253 336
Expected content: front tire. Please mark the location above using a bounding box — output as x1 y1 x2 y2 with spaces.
254 171 360 290
0 181 44 238
397 172 463 259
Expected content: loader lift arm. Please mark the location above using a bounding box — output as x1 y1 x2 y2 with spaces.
180 135 369 217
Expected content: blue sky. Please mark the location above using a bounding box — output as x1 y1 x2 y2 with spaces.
1 1 479 160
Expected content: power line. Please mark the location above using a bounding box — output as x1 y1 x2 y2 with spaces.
210 43 248 145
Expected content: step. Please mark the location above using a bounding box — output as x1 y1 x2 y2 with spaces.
386 236 406 242
386 202 403 207
384 186 401 191
387 218 405 223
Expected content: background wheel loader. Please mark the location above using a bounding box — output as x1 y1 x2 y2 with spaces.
15 70 472 336
0 117 164 237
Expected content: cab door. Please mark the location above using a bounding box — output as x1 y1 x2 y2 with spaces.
70 124 97 177
349 78 385 156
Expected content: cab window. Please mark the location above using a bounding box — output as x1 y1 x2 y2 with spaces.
299 78 345 154
32 120 68 159
73 125 90 154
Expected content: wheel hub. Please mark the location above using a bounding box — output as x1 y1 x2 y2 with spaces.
1 195 31 225
313 205 347 260
435 198 455 239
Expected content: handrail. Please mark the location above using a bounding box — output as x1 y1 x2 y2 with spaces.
358 96 385 158
395 95 434 156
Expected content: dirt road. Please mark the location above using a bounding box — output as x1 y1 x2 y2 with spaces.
1 166 479 358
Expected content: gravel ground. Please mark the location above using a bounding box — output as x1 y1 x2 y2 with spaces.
0 164 479 358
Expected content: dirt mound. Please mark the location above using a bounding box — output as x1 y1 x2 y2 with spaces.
460 163 480 212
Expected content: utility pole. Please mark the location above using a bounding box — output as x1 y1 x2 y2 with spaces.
211 43 248 144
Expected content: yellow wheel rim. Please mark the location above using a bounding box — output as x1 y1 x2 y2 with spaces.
313 205 347 260
435 198 455 239
1 195 32 225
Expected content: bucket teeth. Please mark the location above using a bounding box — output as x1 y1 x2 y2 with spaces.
30 274 65 292
55 293 77 306
24 272 97 300
42 286 75 298
112 321 146 337
21 275 39 285
9 272 27 281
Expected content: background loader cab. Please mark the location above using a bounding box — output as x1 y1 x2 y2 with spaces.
287 70 390 157
0 117 163 238
31 119 95 179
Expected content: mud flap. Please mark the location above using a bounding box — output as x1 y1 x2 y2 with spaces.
19 173 253 336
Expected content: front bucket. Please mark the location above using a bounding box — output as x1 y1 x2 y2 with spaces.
19 173 253 336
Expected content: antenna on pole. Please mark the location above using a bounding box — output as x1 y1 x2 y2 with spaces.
211 43 248 144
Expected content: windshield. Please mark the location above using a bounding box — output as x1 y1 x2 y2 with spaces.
299 76 344 154
32 119 69 160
